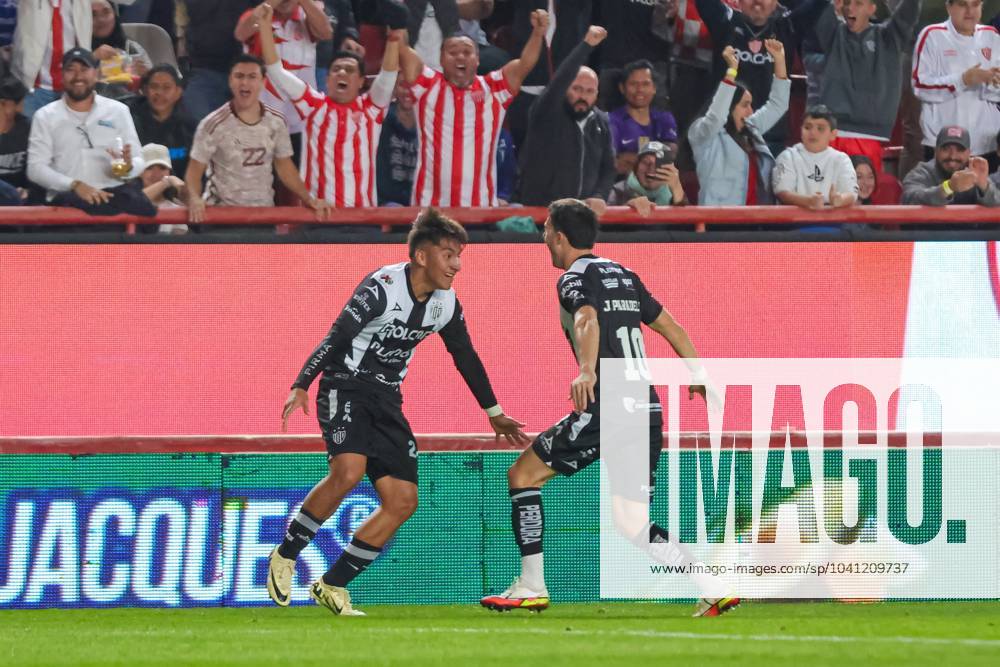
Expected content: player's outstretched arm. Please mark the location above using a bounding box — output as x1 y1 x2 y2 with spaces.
646 308 721 409
571 306 600 413
439 302 530 445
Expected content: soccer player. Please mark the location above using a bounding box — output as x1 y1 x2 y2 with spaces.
479 198 738 618
272 209 529 616
254 1 403 207
396 8 549 207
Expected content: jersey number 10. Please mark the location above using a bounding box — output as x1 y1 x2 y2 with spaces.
615 326 651 381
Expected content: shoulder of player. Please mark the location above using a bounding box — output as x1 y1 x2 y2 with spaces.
262 104 288 125
198 103 235 135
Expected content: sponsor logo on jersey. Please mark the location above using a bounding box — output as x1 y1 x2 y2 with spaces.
539 434 554 453
598 265 624 274
371 339 414 362
364 283 380 298
344 305 363 322
391 302 403 312
602 278 620 289
562 278 583 289
378 322 434 341
374 373 402 388
622 277 634 288
603 299 641 313
733 48 774 65
379 273 394 284
353 292 372 312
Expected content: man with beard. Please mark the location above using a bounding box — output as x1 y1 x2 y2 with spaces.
516 25 616 213
902 125 1000 205
27 46 155 217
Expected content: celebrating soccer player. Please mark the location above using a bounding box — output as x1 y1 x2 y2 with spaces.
479 199 738 618
273 209 529 616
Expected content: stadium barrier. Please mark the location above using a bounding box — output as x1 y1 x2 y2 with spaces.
2 205 1000 234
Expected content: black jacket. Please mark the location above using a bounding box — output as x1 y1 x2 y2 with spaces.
516 41 616 206
128 98 198 179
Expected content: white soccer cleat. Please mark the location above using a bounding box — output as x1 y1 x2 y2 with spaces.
310 580 367 616
480 577 550 612
266 547 295 607
692 595 741 618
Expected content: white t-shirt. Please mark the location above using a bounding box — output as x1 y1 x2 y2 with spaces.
772 143 858 203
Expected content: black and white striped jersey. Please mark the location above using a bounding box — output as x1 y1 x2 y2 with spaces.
557 255 664 404
293 262 498 408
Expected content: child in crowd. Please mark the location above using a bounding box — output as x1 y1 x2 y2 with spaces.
773 105 858 210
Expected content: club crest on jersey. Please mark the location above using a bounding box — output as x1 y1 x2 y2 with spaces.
430 301 443 320
331 428 347 445
984 47 993 61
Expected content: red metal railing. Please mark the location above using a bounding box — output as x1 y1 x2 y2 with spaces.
1 205 999 235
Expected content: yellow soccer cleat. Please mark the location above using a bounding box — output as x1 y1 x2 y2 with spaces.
266 547 295 607
309 580 367 616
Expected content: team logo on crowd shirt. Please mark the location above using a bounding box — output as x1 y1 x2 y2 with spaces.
430 301 443 320
865 40 876 53
747 40 762 54
807 165 824 183
983 48 993 61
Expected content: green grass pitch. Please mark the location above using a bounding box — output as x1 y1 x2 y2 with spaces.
1 602 998 666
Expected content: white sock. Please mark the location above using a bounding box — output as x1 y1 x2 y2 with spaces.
520 553 545 591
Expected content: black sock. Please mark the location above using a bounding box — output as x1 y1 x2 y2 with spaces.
277 508 321 560
322 537 382 587
510 487 544 556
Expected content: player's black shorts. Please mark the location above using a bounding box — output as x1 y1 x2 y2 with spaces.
531 406 662 502
316 383 418 484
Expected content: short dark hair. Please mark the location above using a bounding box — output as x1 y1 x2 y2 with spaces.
548 198 598 249
141 64 183 90
803 104 837 130
407 208 469 258
329 50 366 76
230 53 266 76
0 76 28 103
441 33 479 52
621 59 655 86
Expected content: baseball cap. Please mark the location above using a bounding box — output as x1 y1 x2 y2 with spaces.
638 141 668 160
936 125 971 150
142 144 173 171
62 47 98 70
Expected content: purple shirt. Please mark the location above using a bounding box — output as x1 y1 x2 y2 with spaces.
608 107 678 155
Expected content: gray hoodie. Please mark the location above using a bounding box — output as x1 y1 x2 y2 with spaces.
902 159 1000 206
812 0 921 140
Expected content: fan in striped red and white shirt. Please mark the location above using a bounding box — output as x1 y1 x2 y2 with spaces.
398 9 551 208
256 2 402 208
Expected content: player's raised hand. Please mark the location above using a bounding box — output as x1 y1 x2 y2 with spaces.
489 414 530 446
570 370 597 413
281 388 310 432
722 46 738 71
584 26 607 47
530 9 550 34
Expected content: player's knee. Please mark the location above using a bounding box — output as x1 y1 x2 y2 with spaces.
384 491 418 519
327 464 365 492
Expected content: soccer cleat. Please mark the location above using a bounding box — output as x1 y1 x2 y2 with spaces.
480 577 550 612
266 547 295 607
692 595 741 618
310 580 367 616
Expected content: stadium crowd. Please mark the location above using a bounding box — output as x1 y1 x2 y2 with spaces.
0 0 999 231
